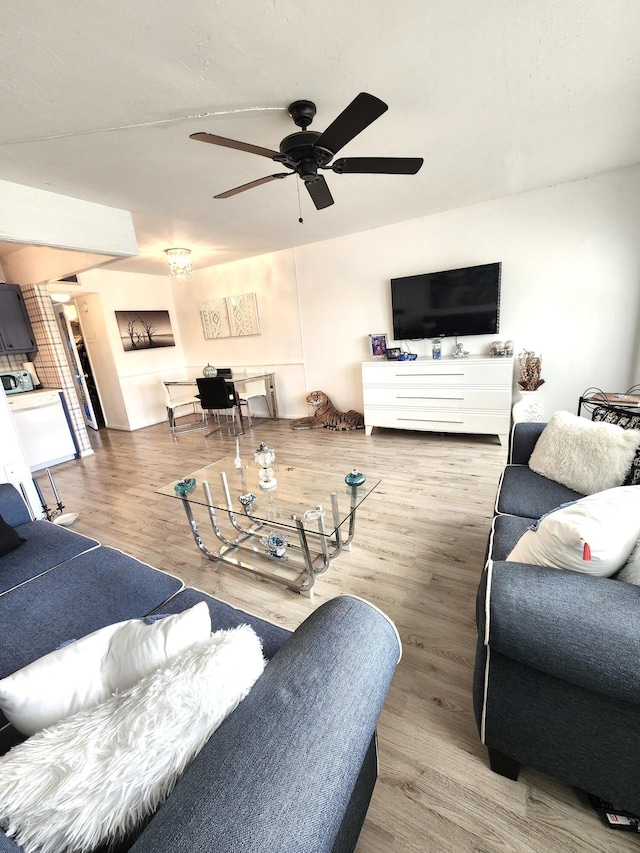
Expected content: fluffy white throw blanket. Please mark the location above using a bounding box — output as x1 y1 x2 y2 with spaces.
0 625 265 853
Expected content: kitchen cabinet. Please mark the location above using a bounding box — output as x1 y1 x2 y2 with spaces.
0 284 37 354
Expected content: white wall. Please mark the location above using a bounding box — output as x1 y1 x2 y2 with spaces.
295 168 640 418
55 167 640 429
172 249 306 418
77 270 190 429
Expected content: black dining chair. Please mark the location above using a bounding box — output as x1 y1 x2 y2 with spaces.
196 376 242 436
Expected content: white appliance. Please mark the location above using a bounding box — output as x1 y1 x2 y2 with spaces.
7 389 78 472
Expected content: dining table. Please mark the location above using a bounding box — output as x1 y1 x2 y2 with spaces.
163 372 278 430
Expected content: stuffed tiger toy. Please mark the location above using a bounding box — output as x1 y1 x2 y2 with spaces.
291 391 365 431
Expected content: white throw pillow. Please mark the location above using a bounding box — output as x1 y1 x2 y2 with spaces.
615 537 640 585
506 485 640 576
0 601 211 735
0 625 265 853
528 410 640 495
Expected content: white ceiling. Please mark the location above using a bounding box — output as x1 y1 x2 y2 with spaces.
2 0 640 277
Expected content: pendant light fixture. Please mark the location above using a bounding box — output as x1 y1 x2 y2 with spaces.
165 248 193 282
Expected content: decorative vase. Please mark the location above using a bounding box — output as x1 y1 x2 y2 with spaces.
255 442 277 490
345 468 366 487
202 363 217 377
261 532 288 559
512 390 544 424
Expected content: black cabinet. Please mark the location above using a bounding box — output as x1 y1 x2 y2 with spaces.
0 284 37 354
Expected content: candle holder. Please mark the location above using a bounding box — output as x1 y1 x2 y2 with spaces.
260 531 288 559
234 436 247 493
33 470 75 524
254 442 277 490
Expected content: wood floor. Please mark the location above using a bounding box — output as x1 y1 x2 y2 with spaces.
42 418 634 852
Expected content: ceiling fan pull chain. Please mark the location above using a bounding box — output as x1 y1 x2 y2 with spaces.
296 179 303 224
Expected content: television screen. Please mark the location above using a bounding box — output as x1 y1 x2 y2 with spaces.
391 262 501 340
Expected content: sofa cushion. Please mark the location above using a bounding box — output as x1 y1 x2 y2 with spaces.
0 521 99 595
0 485 31 528
151 587 291 660
508 421 547 465
0 517 23 558
528 410 640 495
488 514 536 562
507 486 640 576
0 602 211 736
0 546 183 684
0 626 265 853
496 465 584 519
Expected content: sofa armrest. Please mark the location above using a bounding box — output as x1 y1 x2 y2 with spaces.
508 422 547 465
482 561 640 705
130 595 401 853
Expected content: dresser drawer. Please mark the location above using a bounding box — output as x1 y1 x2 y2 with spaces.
363 387 512 410
364 406 511 435
362 359 513 388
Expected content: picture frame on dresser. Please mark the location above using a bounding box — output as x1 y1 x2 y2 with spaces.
368 334 387 357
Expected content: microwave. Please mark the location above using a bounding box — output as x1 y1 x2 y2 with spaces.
1 370 35 394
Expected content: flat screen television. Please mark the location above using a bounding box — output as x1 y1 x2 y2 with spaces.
391 262 501 339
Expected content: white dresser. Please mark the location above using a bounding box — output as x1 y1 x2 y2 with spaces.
361 356 513 445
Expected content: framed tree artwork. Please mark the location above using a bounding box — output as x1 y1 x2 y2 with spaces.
115 311 175 351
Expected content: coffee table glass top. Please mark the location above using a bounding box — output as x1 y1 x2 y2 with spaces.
157 457 380 536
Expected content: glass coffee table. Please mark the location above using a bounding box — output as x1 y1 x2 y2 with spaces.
157 457 380 597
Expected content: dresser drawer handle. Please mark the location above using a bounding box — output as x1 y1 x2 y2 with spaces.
398 417 464 424
396 395 464 401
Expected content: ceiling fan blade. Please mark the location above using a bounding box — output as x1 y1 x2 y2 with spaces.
190 132 280 160
331 157 424 175
313 93 388 156
305 176 334 210
214 173 291 199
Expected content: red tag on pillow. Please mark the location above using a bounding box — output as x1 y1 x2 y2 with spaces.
582 541 592 561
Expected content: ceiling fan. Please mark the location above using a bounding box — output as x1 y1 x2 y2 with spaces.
190 92 423 210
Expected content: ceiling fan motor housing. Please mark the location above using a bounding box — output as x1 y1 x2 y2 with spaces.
279 131 334 179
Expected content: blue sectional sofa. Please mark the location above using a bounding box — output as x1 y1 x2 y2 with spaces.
474 421 640 814
0 483 401 853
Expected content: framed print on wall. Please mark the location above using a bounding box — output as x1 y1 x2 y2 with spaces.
368 333 388 357
115 310 175 351
201 292 261 340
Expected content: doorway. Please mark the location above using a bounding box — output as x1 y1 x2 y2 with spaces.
54 304 105 430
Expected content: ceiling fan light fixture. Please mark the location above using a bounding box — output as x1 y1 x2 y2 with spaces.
165 247 193 282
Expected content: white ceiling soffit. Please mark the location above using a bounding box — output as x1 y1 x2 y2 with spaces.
2 0 640 276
